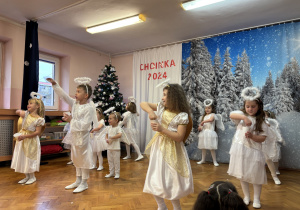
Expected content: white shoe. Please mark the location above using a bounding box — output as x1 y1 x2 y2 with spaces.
276 170 280 175
123 156 131 160
18 178 29 184
135 155 144 161
73 183 88 193
97 166 104 171
114 174 120 179
67 161 73 165
105 173 114 178
197 160 205 165
213 162 219 167
273 176 281 185
65 182 80 189
25 177 36 185
253 201 261 209
243 197 250 206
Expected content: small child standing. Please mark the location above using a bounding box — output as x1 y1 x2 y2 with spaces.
263 110 284 185
141 83 193 210
197 99 224 166
62 120 73 165
105 112 123 179
11 92 45 185
47 77 98 193
91 108 108 171
120 100 144 161
228 87 268 209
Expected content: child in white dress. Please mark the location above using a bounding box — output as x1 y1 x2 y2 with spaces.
120 100 144 161
47 77 98 193
91 108 108 171
11 92 45 185
105 112 123 179
263 110 284 185
62 121 73 165
228 87 268 209
197 99 224 166
141 83 193 210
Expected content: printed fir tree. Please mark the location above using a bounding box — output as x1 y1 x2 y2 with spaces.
274 77 294 115
93 64 126 122
216 47 238 121
261 71 275 111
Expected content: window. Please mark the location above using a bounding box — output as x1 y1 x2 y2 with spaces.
38 54 60 110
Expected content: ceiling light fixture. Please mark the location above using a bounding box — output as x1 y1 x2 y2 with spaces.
181 0 224 10
86 14 145 34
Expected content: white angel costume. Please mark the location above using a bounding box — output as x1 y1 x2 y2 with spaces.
92 119 108 152
262 118 283 162
53 83 98 170
11 111 45 173
198 113 224 150
143 102 193 200
119 111 143 160
227 110 268 185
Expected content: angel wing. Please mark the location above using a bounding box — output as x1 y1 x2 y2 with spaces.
214 114 225 131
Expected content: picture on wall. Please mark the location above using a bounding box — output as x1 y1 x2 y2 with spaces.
182 21 300 169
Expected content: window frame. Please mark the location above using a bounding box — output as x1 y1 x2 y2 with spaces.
39 53 60 110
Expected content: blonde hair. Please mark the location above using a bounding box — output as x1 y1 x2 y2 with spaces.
28 98 45 118
96 108 105 120
109 112 121 122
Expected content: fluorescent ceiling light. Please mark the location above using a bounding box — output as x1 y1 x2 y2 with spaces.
86 14 145 34
181 0 224 10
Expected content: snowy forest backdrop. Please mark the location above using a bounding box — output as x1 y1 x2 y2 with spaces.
182 21 300 169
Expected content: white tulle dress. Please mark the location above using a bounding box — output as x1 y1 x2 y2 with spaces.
198 113 218 150
53 83 98 169
227 110 268 185
92 119 108 152
143 102 193 200
119 111 139 145
262 118 283 162
11 111 45 173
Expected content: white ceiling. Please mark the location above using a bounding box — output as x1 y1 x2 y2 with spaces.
1 0 300 55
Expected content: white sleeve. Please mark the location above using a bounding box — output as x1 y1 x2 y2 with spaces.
230 110 244 125
119 112 129 127
53 83 75 107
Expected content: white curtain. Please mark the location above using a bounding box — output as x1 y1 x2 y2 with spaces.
133 43 182 152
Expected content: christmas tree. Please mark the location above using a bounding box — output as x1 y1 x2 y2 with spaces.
93 64 126 123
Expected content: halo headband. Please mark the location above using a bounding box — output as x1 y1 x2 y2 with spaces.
156 78 170 88
241 87 261 101
30 92 43 99
204 99 213 107
128 96 136 103
74 77 92 95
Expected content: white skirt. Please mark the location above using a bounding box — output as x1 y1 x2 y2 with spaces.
11 138 41 173
198 130 218 150
143 136 194 200
92 131 108 152
122 128 139 145
228 142 267 185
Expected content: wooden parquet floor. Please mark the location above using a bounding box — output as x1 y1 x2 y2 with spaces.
1 153 300 210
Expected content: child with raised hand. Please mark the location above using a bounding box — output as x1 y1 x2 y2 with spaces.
228 87 268 209
120 97 143 161
263 110 284 185
197 99 224 166
11 92 45 185
105 112 123 179
90 107 107 171
140 83 193 210
47 77 98 193
193 181 249 210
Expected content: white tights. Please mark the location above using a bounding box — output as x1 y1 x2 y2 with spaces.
240 181 262 203
125 143 142 157
201 149 218 163
153 196 181 210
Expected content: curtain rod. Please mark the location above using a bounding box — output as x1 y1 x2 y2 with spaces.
111 17 300 57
